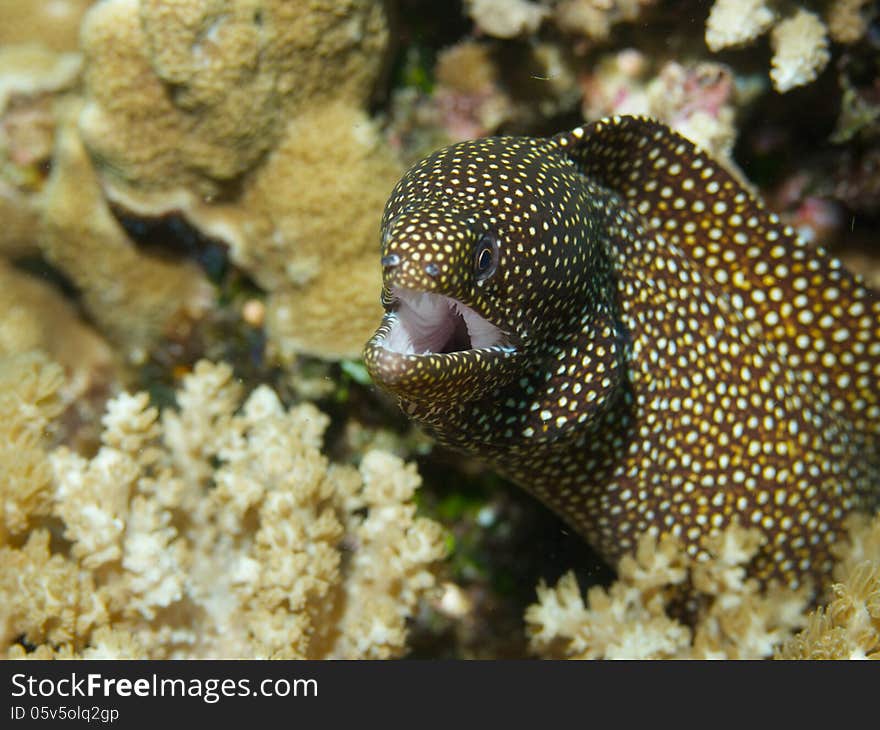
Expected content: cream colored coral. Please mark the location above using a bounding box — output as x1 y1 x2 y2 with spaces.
827 0 873 43
0 352 65 543
466 0 548 39
705 0 775 51
0 530 108 649
2 360 447 658
770 10 831 93
555 0 654 41
528 535 692 659
778 512 880 659
527 525 812 659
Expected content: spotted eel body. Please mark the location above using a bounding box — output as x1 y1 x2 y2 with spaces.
364 116 880 588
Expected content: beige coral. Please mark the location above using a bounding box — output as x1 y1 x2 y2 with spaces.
705 0 775 52
554 0 655 41
76 0 398 359
526 524 812 659
0 352 65 545
216 102 401 361
1 359 447 659
0 0 95 53
40 103 212 363
778 512 880 659
827 0 874 43
704 1 846 93
0 45 82 258
0 262 113 395
770 9 831 94
466 0 548 39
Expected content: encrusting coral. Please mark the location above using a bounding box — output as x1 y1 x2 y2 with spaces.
0 39 210 364
1 358 447 659
0 0 95 53
77 0 401 359
0 261 113 397
0 44 81 258
40 104 213 363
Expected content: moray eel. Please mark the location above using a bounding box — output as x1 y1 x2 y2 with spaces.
364 115 880 588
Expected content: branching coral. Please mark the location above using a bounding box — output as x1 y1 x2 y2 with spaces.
553 0 656 41
465 0 655 43
769 9 830 94
0 352 65 545
778 512 880 658
526 524 813 659
705 0 871 93
827 0 875 43
1 359 448 658
466 0 549 39
705 0 777 53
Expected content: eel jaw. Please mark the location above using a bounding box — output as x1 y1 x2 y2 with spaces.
363 286 520 403
381 286 512 355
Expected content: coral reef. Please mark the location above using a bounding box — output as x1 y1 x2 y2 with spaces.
0 0 877 661
466 0 655 42
553 0 656 41
0 0 95 53
0 261 113 397
579 51 750 166
466 0 548 39
769 9 830 93
827 0 876 44
1 359 447 659
78 0 400 359
0 44 80 258
40 104 212 363
705 0 875 93
0 41 211 364
0 352 65 546
778 512 880 658
527 511 880 659
526 524 814 659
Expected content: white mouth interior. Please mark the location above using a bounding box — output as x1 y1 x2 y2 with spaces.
382 288 509 355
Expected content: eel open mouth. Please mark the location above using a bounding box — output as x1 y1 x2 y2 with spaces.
380 287 512 355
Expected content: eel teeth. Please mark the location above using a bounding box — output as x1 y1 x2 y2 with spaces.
382 287 510 355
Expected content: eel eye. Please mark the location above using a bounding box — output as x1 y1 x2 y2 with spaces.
474 233 499 282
